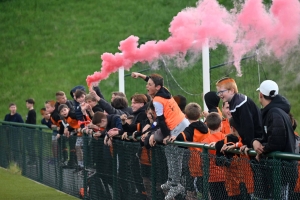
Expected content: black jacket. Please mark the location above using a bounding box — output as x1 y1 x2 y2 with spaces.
55 100 74 113
97 114 123 137
254 95 295 154
229 93 263 148
98 98 133 116
122 103 148 135
204 91 220 113
26 109 36 125
215 134 240 167
176 121 209 142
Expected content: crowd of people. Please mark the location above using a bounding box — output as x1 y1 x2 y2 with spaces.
3 72 299 200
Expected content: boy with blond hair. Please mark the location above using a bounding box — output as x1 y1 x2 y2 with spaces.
176 102 209 199
85 94 103 116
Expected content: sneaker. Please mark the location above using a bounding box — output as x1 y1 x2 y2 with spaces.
165 184 185 200
86 168 96 178
161 181 172 191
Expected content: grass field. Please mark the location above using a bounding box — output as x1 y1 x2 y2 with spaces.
0 167 77 200
1 0 299 131
0 0 200 122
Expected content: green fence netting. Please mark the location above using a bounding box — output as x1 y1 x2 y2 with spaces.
1 121 300 200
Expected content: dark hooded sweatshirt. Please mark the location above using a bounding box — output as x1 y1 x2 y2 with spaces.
254 95 295 154
204 91 220 113
70 85 86 123
229 93 263 148
176 120 209 142
97 98 132 116
122 103 148 135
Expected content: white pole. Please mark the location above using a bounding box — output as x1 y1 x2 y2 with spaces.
118 67 125 93
202 42 210 111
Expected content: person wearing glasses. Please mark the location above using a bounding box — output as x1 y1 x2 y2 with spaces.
216 77 263 151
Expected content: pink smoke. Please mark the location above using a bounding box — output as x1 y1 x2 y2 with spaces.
86 0 300 86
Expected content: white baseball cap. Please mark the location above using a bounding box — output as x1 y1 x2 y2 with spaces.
256 80 279 97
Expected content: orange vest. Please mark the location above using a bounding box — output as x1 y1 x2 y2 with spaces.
217 107 223 118
202 132 226 182
50 117 61 127
221 118 231 135
139 147 151 166
181 129 210 177
153 96 185 130
66 117 80 129
294 161 300 192
293 132 300 192
223 136 254 196
138 123 152 166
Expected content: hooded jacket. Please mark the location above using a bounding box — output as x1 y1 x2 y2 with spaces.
122 103 148 134
70 85 86 99
70 85 86 123
97 98 132 116
254 95 295 154
204 91 220 113
176 121 209 142
229 93 263 148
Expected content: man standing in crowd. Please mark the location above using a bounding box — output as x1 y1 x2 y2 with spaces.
253 80 297 199
253 80 296 157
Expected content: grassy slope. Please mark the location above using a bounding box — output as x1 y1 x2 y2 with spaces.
1 0 299 131
0 167 77 200
0 0 199 122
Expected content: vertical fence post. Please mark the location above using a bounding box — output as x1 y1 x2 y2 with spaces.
83 134 88 200
119 67 125 94
38 128 43 182
272 158 282 200
21 128 27 176
113 140 119 200
58 137 63 191
151 147 157 200
202 146 209 200
202 41 210 112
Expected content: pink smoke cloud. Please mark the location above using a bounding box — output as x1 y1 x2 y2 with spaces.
86 0 300 86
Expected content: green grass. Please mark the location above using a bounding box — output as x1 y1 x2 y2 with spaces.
7 161 22 175
0 167 77 200
1 0 299 133
0 0 199 123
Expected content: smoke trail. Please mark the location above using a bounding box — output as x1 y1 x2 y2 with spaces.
86 0 300 86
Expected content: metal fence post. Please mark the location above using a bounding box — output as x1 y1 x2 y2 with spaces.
272 157 282 200
21 128 27 176
112 140 119 200
83 134 88 200
151 147 157 200
202 146 209 200
38 128 43 182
